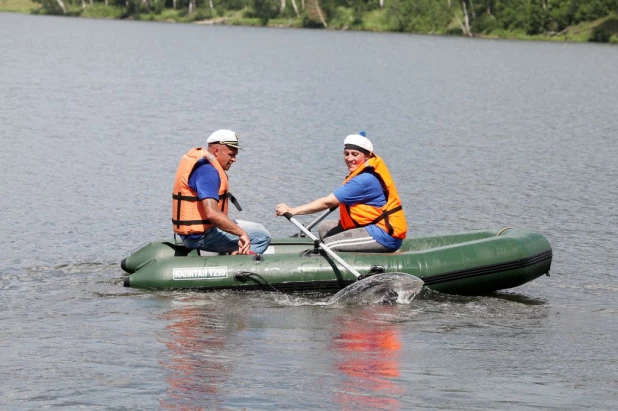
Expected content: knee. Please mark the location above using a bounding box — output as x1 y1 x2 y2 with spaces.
250 227 271 254
252 235 270 254
255 224 271 242
256 231 271 245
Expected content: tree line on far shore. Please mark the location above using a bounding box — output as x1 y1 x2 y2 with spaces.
32 0 618 42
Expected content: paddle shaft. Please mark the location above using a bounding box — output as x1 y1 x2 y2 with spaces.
284 213 361 279
305 206 337 231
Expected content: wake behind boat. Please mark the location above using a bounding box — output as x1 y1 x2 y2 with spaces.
121 227 552 295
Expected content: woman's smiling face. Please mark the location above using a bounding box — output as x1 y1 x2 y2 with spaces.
343 149 369 173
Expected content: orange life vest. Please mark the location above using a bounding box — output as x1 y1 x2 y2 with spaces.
171 147 229 235
339 154 408 239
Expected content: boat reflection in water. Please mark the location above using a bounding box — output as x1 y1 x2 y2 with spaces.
331 307 405 410
158 297 241 410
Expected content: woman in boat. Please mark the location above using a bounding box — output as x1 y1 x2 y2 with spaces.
275 132 407 252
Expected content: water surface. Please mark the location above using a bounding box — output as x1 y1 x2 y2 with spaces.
1 13 617 410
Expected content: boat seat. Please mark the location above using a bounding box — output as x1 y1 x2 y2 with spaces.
198 250 228 256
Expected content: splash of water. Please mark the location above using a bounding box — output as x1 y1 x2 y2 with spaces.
328 273 424 305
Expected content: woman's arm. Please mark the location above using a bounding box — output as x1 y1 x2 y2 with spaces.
275 193 340 216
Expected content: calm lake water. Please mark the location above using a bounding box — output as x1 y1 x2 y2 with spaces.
1 12 617 410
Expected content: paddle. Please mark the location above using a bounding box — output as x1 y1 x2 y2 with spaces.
283 213 424 304
290 206 337 237
285 212 363 278
305 206 337 232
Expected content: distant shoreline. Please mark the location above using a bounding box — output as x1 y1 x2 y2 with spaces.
1 2 617 45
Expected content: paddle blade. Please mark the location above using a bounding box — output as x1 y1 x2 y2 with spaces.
329 273 424 305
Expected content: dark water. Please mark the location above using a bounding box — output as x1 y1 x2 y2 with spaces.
1 13 617 410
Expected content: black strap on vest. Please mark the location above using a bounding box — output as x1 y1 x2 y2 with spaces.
227 193 242 211
368 204 403 235
173 191 184 229
172 218 212 226
218 192 243 212
345 204 402 236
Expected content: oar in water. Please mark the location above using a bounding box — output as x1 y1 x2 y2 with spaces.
283 213 424 304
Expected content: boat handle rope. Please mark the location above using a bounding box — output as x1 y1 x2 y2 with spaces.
497 227 513 236
234 271 281 292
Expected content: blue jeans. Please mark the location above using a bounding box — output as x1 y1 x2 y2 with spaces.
181 220 271 254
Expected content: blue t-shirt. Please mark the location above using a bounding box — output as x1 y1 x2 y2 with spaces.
181 159 221 240
333 172 403 250
188 159 220 200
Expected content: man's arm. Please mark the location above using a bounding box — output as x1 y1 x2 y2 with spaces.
201 198 251 254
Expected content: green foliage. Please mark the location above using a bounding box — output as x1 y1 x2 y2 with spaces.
223 0 245 10
13 0 618 43
316 0 336 21
361 9 395 31
31 0 64 15
153 0 165 14
329 6 355 29
589 13 618 42
575 0 614 22
245 0 278 24
81 4 125 18
385 0 452 33
330 0 371 26
0 0 38 12
525 0 549 35
590 24 611 41
472 14 500 34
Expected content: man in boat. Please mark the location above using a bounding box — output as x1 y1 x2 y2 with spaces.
172 129 271 255
275 132 407 252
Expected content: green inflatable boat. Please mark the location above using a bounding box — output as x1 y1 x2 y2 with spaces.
121 227 552 295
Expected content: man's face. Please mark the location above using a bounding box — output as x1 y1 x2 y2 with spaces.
215 144 239 170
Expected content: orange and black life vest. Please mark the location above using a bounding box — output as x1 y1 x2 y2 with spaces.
171 147 229 235
339 154 407 239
